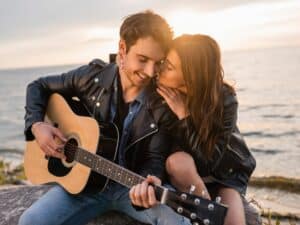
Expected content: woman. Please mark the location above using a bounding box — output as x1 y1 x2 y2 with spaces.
156 34 256 225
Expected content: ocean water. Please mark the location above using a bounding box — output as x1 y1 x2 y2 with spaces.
223 46 300 179
1 46 299 179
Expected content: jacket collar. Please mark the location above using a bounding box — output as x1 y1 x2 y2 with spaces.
100 63 156 107
99 63 119 91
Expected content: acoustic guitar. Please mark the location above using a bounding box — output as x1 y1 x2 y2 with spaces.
24 93 227 225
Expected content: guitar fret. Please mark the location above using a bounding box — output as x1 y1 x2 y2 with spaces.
123 170 128 185
103 159 109 177
95 157 101 173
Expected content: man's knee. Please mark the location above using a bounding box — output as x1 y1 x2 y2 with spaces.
18 209 42 225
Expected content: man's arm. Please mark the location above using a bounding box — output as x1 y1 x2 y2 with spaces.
24 63 103 159
129 129 172 209
136 128 173 181
24 64 96 140
130 104 176 208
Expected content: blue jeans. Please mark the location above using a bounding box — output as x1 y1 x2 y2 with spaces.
19 183 191 225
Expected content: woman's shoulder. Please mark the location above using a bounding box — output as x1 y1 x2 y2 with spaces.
222 83 238 107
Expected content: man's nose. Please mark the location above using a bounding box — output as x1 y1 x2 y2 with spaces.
144 63 156 78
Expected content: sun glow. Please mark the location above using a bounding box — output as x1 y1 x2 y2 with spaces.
1 0 299 69
166 1 300 51
166 10 234 50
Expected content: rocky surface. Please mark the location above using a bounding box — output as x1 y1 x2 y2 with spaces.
0 185 148 225
0 185 262 225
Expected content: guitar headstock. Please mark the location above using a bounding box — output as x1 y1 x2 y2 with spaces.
164 189 228 225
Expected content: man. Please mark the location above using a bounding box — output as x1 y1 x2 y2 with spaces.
19 11 191 225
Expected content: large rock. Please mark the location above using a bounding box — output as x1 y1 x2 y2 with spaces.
0 185 148 225
0 185 262 225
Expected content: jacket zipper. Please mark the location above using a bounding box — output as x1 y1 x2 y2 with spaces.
92 88 105 116
124 128 158 153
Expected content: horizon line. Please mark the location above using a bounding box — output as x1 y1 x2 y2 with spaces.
1 44 299 71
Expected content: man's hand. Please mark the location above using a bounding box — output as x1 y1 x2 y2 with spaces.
129 175 161 208
31 122 67 159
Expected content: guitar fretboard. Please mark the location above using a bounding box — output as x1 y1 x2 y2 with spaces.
75 147 145 188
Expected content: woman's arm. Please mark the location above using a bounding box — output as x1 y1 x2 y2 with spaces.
173 95 238 172
157 84 239 172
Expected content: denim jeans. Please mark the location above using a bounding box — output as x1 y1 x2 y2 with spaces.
19 183 191 225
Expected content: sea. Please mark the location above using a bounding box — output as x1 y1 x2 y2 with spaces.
0 46 299 219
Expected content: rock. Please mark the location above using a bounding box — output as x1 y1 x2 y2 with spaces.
243 197 263 225
0 185 148 225
0 185 262 225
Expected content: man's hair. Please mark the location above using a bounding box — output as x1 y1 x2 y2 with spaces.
120 10 173 54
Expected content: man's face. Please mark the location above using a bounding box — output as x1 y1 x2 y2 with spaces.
119 36 165 88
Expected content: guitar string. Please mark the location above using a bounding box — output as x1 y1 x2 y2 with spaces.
63 142 194 202
62 142 146 185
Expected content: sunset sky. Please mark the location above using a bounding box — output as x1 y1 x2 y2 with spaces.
0 0 299 69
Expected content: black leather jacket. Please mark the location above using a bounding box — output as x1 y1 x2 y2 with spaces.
172 86 256 194
24 59 176 182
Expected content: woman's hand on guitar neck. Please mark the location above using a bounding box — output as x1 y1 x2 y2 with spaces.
129 175 161 208
31 122 67 160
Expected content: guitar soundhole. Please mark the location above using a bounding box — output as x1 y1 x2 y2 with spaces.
64 138 78 163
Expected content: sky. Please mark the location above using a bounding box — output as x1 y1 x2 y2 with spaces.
0 0 299 69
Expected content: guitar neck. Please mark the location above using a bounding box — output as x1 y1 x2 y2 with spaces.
74 146 164 193
70 147 226 225
74 147 165 200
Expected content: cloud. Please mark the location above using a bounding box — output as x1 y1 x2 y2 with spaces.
0 0 299 68
1 0 284 42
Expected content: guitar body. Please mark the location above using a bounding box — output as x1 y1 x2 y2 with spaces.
24 93 118 194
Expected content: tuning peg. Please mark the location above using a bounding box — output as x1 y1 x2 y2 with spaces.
192 222 199 225
190 213 197 220
177 207 183 214
189 184 196 194
215 196 222 203
181 193 187 200
208 203 214 211
194 198 200 205
203 219 210 225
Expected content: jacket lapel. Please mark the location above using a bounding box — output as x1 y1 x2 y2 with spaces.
95 63 118 121
125 106 158 152
124 85 159 152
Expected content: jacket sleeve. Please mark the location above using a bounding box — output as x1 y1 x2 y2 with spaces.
137 106 175 182
24 64 98 141
132 105 175 211
137 129 172 181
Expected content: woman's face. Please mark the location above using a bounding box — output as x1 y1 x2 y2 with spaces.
157 49 187 93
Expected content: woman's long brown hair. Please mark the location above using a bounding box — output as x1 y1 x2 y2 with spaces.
172 34 234 159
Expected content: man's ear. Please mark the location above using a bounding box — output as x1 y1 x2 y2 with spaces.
118 39 127 58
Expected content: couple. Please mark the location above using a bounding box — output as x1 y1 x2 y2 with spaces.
20 10 256 225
